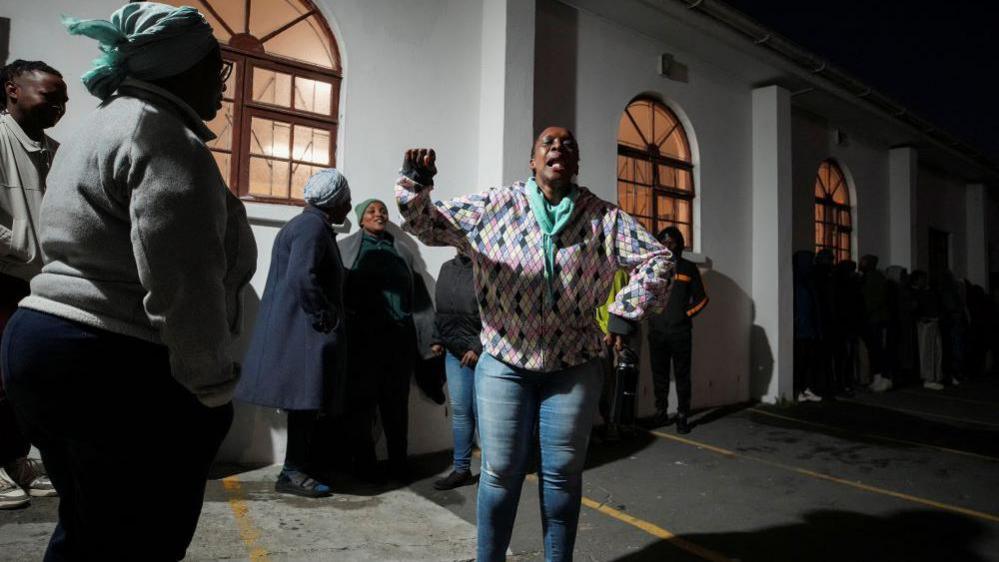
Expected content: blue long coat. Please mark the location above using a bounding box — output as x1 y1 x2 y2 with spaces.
236 206 347 414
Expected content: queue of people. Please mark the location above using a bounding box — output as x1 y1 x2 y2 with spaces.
793 249 998 402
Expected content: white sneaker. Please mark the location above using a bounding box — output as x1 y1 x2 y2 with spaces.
9 458 57 498
0 467 29 509
950 378 961 387
924 381 945 391
798 388 822 402
870 375 892 393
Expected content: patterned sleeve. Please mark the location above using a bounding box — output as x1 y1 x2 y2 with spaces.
606 208 674 322
395 175 490 252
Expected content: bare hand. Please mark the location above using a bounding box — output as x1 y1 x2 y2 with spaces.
608 334 624 352
403 148 437 181
461 349 479 368
430 344 444 357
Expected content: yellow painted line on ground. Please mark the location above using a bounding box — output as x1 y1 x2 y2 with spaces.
748 407 999 462
898 388 999 408
838 398 999 429
579 496 734 561
221 476 271 561
647 430 999 524
478 449 732 561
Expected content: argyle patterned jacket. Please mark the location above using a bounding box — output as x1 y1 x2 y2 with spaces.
396 176 674 372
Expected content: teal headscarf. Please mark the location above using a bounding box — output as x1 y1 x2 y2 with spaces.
62 2 217 100
526 177 577 302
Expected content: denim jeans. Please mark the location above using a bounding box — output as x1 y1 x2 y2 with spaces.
445 351 476 472
475 353 602 562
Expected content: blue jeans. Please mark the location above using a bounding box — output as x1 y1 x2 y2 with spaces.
445 352 476 472
475 353 602 562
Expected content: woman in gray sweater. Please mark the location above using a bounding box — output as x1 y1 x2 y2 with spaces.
0 4 256 559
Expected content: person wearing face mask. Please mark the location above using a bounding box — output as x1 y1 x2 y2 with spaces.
0 59 67 509
339 199 435 483
236 168 352 498
0 4 256 558
396 127 674 562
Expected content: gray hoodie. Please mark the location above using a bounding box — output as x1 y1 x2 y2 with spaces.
21 79 257 407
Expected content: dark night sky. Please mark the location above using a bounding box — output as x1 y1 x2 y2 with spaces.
722 0 999 163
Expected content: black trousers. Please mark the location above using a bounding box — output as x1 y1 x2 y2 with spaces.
347 328 413 470
1 309 232 561
648 329 692 416
0 274 31 465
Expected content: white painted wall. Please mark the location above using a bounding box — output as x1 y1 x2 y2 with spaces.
534 0 755 413
916 165 968 278
790 108 891 263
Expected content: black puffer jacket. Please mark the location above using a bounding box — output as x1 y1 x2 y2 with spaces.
432 255 483 358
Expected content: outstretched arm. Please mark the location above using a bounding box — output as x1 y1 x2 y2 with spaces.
605 209 674 340
395 148 490 253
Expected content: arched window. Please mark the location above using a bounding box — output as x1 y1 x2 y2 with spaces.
616 98 694 249
814 160 852 262
165 0 342 204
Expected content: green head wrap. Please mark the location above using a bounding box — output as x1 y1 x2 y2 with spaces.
62 2 217 100
355 198 385 224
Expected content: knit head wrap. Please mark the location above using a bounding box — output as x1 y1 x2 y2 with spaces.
303 168 351 210
63 2 217 100
354 198 386 224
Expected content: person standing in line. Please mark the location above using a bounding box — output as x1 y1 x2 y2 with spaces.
0 59 67 509
793 251 824 402
1 4 256 558
339 199 436 484
430 247 482 490
911 270 944 390
831 260 863 396
860 254 892 392
235 169 352 498
395 127 673 562
646 226 708 434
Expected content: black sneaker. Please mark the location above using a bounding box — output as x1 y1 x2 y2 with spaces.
275 470 332 498
433 470 474 490
676 416 691 435
646 410 671 429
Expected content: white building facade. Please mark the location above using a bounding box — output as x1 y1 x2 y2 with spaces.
7 0 996 465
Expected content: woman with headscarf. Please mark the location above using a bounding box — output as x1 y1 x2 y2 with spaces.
339 199 435 483
235 169 352 498
396 128 673 562
0 3 255 559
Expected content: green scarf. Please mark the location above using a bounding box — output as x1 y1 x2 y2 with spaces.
526 177 577 301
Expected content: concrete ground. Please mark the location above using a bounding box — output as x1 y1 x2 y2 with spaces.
2 376 998 561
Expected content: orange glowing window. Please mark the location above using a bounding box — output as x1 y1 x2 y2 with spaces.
616 98 694 249
814 160 852 262
165 0 342 204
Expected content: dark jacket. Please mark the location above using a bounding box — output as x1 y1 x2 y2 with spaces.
793 251 821 340
432 254 482 358
648 257 708 334
236 206 347 413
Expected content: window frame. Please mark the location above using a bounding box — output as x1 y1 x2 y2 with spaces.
813 159 853 262
616 98 695 249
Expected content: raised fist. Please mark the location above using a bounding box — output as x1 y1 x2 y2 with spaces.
402 148 437 185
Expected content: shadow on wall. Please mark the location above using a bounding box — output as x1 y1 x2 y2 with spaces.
613 509 990 562
749 301 775 400
217 284 279 465
533 0 578 133
635 263 754 416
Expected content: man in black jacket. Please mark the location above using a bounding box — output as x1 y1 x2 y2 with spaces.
430 249 483 489
647 227 708 434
